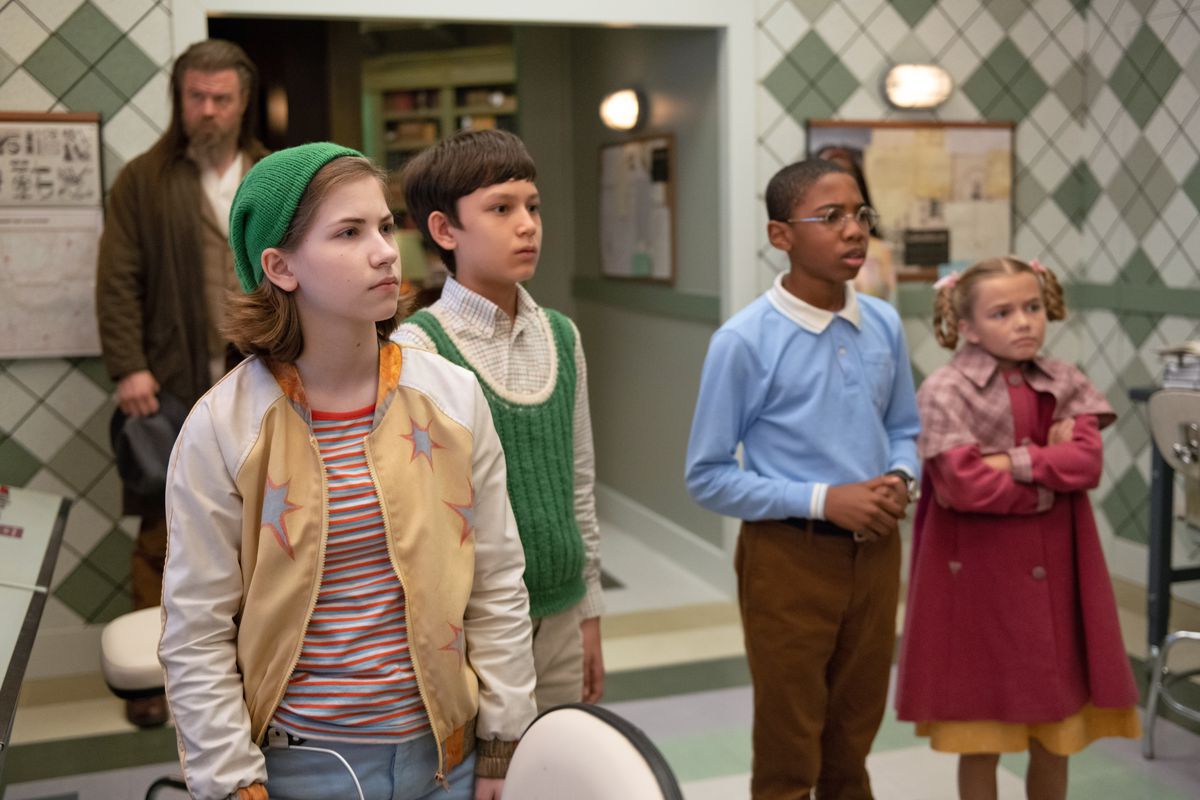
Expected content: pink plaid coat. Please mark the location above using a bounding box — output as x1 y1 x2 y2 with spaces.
896 345 1137 723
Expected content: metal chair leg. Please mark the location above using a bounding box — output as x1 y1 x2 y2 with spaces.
1142 643 1165 759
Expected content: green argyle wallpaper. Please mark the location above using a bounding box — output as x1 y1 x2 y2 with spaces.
1 1 1198 675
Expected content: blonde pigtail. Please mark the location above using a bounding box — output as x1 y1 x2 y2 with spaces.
1039 266 1068 321
932 283 960 350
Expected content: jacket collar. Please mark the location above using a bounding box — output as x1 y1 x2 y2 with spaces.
952 343 1055 389
266 342 402 423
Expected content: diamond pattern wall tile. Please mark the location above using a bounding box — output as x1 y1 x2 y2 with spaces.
10 405 74 461
87 527 133 584
23 36 88 97
1106 24 1180 127
90 0 154 33
913 6 957 55
79 401 114 455
0 4 49 64
1118 312 1161 349
58 1 122 63
0 437 40 485
61 71 123 118
47 434 110 493
984 0 1027 30
24 0 87 30
6 357 71 395
813 4 859 53
1102 463 1149 544
1113 250 1161 287
1053 161 1101 228
44 367 108 426
127 4 171 67
793 0 838 23
0 370 38 433
1183 161 1200 213
964 38 1048 120
90 587 132 625
61 495 112 556
0 48 16 86
889 0 937 28
74 356 115 392
94 35 156 98
85 465 123 520
53 560 116 620
764 31 859 126
760 1 809 57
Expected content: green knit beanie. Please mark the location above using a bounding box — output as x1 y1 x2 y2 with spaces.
229 142 363 292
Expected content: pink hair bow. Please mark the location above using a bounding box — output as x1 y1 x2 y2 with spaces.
1029 258 1046 274
932 271 959 291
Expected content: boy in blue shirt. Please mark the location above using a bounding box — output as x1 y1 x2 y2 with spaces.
686 158 920 799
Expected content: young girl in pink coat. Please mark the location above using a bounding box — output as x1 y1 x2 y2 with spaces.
895 256 1140 800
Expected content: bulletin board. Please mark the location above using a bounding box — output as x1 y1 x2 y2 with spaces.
599 134 675 283
0 112 104 358
807 120 1014 280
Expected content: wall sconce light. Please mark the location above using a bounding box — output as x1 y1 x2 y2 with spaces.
599 88 645 131
883 64 953 109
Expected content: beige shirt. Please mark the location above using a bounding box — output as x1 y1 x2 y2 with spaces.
199 153 246 382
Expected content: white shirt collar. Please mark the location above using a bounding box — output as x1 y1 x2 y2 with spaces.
766 272 861 333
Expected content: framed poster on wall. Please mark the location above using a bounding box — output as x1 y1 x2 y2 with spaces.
807 120 1014 281
0 111 104 358
599 134 675 283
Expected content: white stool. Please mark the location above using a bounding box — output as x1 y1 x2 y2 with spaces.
99 606 188 798
100 605 166 701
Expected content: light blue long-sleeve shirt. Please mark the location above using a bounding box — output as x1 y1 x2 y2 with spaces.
685 278 920 522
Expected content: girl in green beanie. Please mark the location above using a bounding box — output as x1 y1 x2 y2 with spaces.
159 143 536 800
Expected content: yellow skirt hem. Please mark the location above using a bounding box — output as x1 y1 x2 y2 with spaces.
913 703 1141 756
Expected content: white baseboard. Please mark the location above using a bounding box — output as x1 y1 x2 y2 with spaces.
595 484 736 597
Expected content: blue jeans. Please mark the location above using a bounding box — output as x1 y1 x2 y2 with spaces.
263 732 477 800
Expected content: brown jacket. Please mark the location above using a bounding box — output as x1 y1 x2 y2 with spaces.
96 137 267 513
96 137 267 406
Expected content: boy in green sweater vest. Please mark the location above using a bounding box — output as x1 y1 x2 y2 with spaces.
392 129 604 710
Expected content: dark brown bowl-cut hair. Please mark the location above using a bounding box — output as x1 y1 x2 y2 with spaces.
401 128 537 273
223 156 407 364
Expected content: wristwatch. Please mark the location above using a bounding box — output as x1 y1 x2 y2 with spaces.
887 469 917 498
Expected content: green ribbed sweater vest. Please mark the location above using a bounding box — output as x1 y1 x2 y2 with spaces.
405 308 586 618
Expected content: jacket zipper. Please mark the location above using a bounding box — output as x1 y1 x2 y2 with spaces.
260 433 330 742
364 436 447 786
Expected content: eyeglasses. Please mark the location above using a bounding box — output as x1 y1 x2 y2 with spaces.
785 206 880 231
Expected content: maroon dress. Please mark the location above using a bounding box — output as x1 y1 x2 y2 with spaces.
896 350 1138 725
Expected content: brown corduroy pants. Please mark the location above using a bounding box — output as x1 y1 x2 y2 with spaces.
735 519 900 800
131 513 168 610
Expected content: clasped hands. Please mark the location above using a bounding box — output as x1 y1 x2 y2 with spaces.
824 473 912 543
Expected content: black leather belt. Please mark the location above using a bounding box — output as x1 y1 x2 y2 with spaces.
781 517 856 538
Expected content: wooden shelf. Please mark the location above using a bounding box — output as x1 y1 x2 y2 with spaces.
362 45 517 172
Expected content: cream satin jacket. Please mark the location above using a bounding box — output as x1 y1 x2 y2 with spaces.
159 343 536 800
